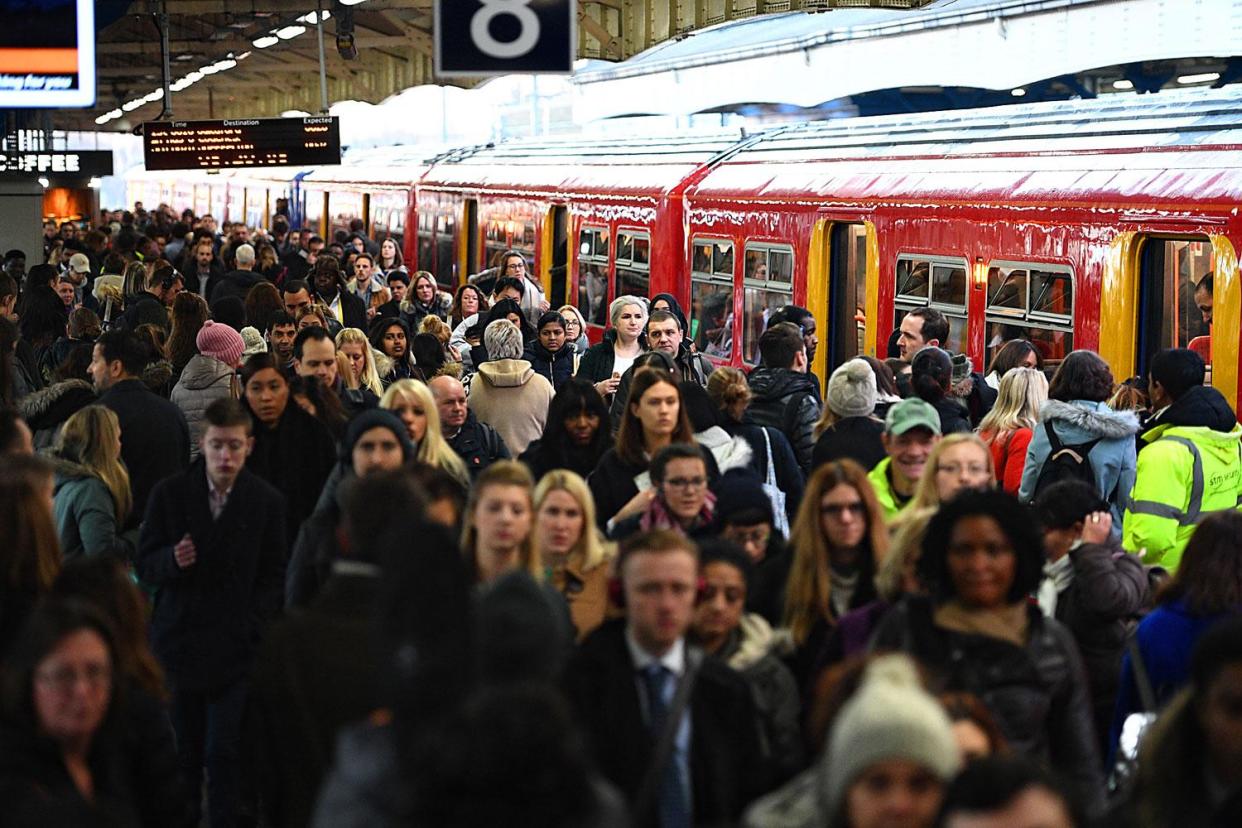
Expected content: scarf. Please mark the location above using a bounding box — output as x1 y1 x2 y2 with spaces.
639 490 717 534
1037 550 1077 617
829 568 860 620
933 599 1030 648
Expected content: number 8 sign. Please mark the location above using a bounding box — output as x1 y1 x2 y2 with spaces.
435 0 576 76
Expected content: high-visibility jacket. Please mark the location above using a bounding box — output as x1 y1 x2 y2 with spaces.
867 457 908 523
1123 422 1242 571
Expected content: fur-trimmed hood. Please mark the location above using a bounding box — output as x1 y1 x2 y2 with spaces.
17 379 96 432
696 426 754 473
1040 399 1139 440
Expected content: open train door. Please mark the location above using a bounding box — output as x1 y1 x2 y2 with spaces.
460 198 479 284
808 216 877 386
544 205 570 308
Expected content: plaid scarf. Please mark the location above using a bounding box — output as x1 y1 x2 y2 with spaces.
639 490 716 533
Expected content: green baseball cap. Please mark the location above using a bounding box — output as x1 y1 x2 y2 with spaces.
884 398 942 437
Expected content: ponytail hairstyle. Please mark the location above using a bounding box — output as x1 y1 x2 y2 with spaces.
706 366 752 424
910 347 953 405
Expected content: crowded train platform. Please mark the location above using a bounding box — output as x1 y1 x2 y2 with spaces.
1 198 1240 828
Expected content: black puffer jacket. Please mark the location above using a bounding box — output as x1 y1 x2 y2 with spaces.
523 339 576 392
743 367 821 476
1051 540 1150 746
871 595 1104 816
17 378 96 449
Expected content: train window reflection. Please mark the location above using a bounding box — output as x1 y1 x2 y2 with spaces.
691 238 735 355
742 242 795 365
577 226 610 327
615 229 650 305
896 259 929 300
984 261 1075 370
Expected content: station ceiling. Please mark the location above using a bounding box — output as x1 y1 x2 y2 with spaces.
77 0 935 132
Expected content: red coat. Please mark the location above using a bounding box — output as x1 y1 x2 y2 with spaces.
981 426 1033 494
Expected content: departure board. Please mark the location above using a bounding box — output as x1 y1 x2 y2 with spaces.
142 117 341 171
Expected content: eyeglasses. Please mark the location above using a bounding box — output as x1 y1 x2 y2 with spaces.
821 502 866 518
726 526 771 547
36 664 111 692
664 476 707 491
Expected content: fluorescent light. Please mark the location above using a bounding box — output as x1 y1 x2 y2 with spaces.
1010 88 1026 97
88 177 102 189
1113 79 1134 90
37 177 49 188
297 10 331 23
185 71 203 82
170 79 191 91
339 0 367 5
144 91 163 103
1177 72 1220 85
252 35 278 48
236 51 251 61
122 99 144 111
94 114 110 125
276 25 306 39
212 59 237 72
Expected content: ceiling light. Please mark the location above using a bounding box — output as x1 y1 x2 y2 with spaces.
1010 88 1026 97
236 51 251 60
170 79 191 91
144 91 164 103
1177 72 1220 85
94 114 110 125
212 59 237 72
339 0 367 6
297 11 331 23
253 35 279 48
122 99 144 111
276 25 306 39
1113 79 1134 90
200 64 221 75
88 177 102 189
38 177 49 188
185 71 203 82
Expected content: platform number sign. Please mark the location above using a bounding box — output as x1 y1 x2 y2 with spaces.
435 0 575 77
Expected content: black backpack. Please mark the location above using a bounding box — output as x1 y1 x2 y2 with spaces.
1031 420 1103 500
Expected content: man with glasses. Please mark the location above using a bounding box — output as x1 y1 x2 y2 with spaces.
610 443 716 541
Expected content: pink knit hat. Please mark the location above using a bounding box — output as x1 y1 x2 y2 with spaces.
196 320 245 367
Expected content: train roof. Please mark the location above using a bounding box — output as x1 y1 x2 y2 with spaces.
689 87 1242 207
416 130 749 195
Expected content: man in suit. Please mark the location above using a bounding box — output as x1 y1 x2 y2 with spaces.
136 397 287 828
91 328 191 528
310 254 367 332
566 530 769 828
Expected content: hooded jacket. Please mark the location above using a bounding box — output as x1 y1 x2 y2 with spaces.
1123 385 1242 570
170 354 238 459
208 268 263 309
744 367 821 476
17 378 96 450
1018 399 1140 533
467 357 554 456
48 454 138 561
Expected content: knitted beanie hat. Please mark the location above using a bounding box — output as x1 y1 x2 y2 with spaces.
826 358 878 418
239 326 267 357
820 654 960 818
196 320 245 367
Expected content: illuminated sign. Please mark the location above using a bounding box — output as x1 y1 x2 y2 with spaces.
0 150 112 176
0 0 96 108
142 117 342 171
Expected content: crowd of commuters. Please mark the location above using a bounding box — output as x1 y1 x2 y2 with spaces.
0 205 1240 828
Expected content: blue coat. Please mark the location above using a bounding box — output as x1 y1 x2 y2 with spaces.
1018 399 1139 533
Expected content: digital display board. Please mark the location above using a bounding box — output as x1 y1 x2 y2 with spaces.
0 0 96 108
0 150 112 176
142 117 342 171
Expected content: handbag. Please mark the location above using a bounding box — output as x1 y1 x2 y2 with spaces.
761 427 790 537
1108 636 1159 794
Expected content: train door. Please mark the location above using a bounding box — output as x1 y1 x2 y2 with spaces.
544 205 569 307
462 199 478 280
1137 236 1215 381
808 219 876 386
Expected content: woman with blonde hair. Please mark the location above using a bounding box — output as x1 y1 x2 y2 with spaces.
977 366 1048 494
534 470 616 639
575 295 647 400
899 432 996 517
461 460 541 585
557 304 589 353
784 458 888 690
48 405 136 560
336 327 385 397
380 378 469 486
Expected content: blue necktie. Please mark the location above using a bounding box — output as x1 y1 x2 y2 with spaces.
642 663 690 828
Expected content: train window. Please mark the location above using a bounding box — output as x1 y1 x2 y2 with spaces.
894 254 968 354
615 229 650 302
1138 238 1214 375
743 242 796 365
523 222 537 248
577 226 610 327
984 261 1075 370
691 238 735 356
435 213 455 286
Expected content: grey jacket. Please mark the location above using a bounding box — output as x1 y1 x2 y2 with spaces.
1018 399 1140 533
170 354 237 459
49 456 138 561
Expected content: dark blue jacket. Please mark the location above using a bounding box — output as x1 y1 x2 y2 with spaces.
136 461 287 692
523 340 576 391
98 378 190 530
